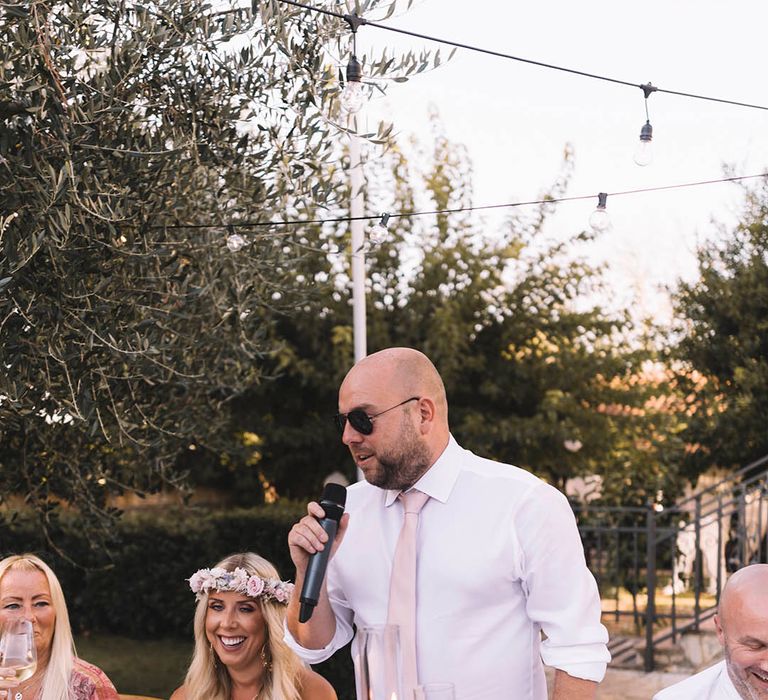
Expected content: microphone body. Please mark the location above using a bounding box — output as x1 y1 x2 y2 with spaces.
299 483 347 623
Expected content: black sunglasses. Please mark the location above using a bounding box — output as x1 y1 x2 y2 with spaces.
334 396 421 436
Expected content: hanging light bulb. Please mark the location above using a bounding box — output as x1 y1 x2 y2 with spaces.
339 13 368 117
369 213 390 245
226 225 247 252
340 55 365 115
634 120 653 166
589 192 611 232
634 82 657 166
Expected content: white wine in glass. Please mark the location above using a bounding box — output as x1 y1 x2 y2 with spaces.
0 619 37 682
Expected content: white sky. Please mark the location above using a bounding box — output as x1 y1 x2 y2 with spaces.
355 0 768 319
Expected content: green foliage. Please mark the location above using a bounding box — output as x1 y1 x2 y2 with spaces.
0 0 335 542
671 179 768 478
237 120 684 503
0 504 302 635
0 0 450 546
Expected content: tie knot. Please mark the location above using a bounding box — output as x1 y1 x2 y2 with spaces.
400 489 429 515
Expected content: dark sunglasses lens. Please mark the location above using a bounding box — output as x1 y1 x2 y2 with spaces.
347 410 373 435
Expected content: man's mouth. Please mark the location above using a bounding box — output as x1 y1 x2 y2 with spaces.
354 452 374 465
749 667 768 688
219 636 245 650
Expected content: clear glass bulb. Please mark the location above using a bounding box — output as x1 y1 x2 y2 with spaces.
340 81 365 115
589 206 610 232
369 223 388 245
634 121 653 166
634 139 653 166
226 233 247 252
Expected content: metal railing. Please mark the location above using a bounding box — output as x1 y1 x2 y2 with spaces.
572 454 768 671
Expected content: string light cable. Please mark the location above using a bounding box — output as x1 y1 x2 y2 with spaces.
274 0 768 113
143 172 768 233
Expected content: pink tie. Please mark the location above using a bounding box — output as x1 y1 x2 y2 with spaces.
387 489 430 698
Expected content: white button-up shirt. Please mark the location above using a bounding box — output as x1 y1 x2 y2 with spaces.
286 436 610 699
653 661 742 699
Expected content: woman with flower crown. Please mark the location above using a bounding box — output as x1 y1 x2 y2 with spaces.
170 552 336 700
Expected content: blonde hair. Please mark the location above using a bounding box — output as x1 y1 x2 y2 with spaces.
0 554 75 700
182 553 304 700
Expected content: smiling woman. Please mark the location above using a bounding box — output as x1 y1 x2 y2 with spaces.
0 554 119 700
170 553 336 700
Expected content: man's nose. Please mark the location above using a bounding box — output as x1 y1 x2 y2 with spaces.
342 421 364 445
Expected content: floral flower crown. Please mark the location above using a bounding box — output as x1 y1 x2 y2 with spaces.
188 567 294 605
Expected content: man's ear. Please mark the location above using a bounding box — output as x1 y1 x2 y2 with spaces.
714 613 725 646
417 397 436 434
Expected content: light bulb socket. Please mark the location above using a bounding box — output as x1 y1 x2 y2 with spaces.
342 13 367 34
639 120 653 142
346 55 362 84
378 213 390 227
597 192 608 209
640 82 657 100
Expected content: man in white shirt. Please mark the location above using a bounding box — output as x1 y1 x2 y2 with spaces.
653 564 768 700
286 347 609 699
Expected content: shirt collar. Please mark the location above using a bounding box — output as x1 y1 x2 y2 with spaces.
715 662 745 700
384 434 461 507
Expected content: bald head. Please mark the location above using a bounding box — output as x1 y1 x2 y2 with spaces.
715 564 768 699
344 348 449 425
719 564 768 624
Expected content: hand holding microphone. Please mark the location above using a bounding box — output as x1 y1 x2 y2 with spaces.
289 482 348 623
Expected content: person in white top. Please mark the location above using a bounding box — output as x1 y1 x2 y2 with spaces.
653 563 768 700
285 347 610 700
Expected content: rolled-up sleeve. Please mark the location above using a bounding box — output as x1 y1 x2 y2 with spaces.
517 483 610 682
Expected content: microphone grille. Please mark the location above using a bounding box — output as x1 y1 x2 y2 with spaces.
321 482 347 507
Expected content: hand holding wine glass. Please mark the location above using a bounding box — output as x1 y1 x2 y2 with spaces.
0 619 37 683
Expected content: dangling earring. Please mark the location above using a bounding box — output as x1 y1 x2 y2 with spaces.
260 643 273 674
209 641 218 667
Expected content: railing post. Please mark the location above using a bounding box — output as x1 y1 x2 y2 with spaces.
670 532 677 644
738 489 748 564
645 503 657 672
764 476 768 563
694 495 702 632
716 494 723 605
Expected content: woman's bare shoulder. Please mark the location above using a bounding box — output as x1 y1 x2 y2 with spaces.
299 668 337 700
169 685 187 700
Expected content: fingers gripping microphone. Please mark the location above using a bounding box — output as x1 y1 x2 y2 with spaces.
299 482 347 623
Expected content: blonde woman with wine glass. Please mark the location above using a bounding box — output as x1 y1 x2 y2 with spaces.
0 554 119 700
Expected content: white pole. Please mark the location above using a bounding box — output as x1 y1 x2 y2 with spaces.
348 130 367 483
349 131 366 363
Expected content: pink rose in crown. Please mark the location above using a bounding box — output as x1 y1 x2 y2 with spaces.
188 571 205 594
247 576 265 597
273 584 290 603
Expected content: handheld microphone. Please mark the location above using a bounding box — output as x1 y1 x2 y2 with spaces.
299 482 347 623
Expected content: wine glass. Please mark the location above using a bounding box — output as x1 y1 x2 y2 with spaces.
0 619 37 682
356 625 402 700
414 682 455 700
